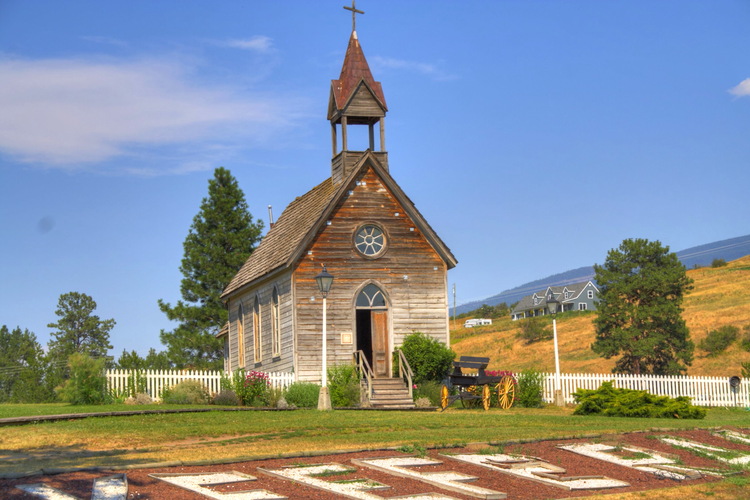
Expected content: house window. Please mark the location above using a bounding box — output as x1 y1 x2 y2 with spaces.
237 303 246 369
253 296 262 363
564 291 570 299
272 287 281 357
579 303 588 311
354 224 387 258
588 290 594 299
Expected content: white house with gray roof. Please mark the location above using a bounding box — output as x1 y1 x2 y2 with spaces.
510 281 599 320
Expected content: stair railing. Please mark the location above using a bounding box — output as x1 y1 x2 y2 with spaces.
353 350 374 400
395 349 414 399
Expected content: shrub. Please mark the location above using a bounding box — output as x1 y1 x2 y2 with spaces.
161 380 210 405
699 325 739 356
55 353 110 405
517 318 552 345
414 397 432 408
413 380 443 406
124 371 148 398
711 258 728 268
284 382 320 407
515 369 544 408
212 389 240 406
327 364 360 407
739 325 750 352
399 332 455 384
221 369 270 406
573 381 706 419
125 393 153 405
243 371 271 406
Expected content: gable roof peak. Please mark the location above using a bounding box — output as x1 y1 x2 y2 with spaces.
331 31 387 111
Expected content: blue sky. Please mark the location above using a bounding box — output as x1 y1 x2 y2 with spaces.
1 1 749 359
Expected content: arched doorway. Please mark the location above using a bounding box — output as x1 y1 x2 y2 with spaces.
355 283 389 377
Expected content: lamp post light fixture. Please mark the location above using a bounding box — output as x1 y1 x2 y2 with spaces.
547 292 565 407
315 264 334 411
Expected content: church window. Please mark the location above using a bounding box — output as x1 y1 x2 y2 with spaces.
355 224 386 257
272 287 281 357
253 296 262 363
237 303 246 369
356 284 387 308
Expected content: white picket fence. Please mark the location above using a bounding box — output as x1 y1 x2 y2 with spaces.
540 372 750 407
107 369 748 407
106 369 295 401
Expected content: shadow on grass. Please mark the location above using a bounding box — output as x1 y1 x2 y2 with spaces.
0 443 158 474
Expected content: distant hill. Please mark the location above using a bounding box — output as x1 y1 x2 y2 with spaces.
457 234 750 315
451 254 750 376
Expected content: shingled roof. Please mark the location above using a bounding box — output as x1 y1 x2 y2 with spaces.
222 152 456 300
330 31 387 112
222 177 338 298
511 281 597 314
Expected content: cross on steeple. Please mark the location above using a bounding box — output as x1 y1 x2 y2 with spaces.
343 0 364 32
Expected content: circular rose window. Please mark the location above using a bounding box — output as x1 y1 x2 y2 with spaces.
354 224 386 257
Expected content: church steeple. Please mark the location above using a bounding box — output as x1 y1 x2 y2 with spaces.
328 5 388 184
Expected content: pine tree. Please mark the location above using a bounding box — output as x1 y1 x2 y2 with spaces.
159 167 263 369
592 238 694 375
47 292 115 360
0 325 53 402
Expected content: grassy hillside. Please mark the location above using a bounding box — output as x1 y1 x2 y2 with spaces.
451 255 750 376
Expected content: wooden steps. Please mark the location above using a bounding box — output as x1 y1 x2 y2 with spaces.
367 378 415 409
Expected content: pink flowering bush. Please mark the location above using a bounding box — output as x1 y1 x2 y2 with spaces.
243 370 271 406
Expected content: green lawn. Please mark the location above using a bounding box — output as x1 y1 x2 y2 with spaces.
0 403 216 419
0 404 748 475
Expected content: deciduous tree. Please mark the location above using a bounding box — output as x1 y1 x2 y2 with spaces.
158 167 263 369
592 238 694 375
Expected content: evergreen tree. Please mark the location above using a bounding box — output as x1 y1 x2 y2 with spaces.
116 348 172 370
592 238 694 375
116 349 146 370
158 167 263 369
47 291 115 360
0 325 53 402
144 348 173 370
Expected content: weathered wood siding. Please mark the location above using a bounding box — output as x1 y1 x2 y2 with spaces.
344 85 385 119
293 164 449 382
226 270 295 375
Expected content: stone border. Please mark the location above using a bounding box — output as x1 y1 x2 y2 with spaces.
0 425 727 480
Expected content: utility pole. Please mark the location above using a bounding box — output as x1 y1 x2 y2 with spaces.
452 283 457 329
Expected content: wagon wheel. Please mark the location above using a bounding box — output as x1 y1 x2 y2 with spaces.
496 375 516 409
482 384 491 411
440 384 450 410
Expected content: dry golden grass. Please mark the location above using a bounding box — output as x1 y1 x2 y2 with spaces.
452 255 750 376
586 479 750 500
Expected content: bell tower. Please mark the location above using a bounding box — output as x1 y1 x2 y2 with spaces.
328 2 388 184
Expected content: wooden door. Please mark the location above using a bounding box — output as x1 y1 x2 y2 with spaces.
371 311 389 377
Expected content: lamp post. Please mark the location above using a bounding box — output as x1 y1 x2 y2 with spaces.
547 292 564 407
315 265 334 411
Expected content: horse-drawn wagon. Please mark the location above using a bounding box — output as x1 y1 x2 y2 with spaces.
440 356 516 410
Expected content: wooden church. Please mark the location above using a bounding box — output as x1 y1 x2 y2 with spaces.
221 11 457 396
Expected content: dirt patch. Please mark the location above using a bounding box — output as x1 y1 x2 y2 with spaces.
1 428 747 499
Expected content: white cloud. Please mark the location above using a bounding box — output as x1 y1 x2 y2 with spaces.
372 56 456 82
728 78 750 97
221 36 274 53
0 56 308 173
